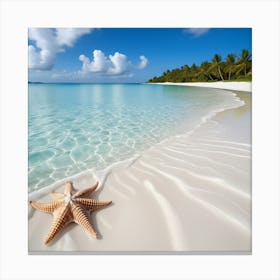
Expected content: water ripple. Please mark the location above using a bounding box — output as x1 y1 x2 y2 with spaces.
28 84 241 192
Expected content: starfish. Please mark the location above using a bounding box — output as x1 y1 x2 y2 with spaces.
29 181 112 245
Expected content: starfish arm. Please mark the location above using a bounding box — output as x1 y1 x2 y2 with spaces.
50 192 64 200
64 181 74 195
29 200 63 213
73 181 99 199
71 202 98 238
74 198 112 211
44 204 73 245
30 182 111 245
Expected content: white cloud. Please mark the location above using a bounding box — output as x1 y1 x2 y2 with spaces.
183 28 210 37
79 50 111 73
28 28 91 70
56 28 91 47
28 45 55 70
138 55 148 69
79 50 148 76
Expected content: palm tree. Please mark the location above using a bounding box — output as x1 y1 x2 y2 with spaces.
199 61 214 80
224 54 236 80
236 49 251 76
211 54 224 81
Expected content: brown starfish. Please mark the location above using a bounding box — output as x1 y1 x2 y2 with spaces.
29 181 112 245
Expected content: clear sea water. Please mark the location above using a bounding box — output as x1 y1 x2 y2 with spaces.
28 83 237 192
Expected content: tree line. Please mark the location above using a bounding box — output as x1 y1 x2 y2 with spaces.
148 49 252 83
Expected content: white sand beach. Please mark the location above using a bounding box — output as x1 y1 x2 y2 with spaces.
28 83 251 253
153 81 252 92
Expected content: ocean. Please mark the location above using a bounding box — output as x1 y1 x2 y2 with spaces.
28 83 239 192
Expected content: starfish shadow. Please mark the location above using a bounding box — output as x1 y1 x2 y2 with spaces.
89 201 114 240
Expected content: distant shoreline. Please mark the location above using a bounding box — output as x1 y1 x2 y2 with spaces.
148 81 252 92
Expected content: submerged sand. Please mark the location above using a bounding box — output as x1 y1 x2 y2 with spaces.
28 86 251 253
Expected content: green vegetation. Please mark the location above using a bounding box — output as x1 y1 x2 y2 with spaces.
148 49 252 83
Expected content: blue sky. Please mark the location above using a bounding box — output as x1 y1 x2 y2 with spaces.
28 28 252 83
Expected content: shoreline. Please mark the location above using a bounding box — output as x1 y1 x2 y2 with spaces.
148 81 252 92
28 85 251 252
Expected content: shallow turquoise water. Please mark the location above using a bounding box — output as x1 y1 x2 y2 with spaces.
28 83 234 192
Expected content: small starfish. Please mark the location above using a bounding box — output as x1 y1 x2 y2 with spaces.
29 181 112 245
